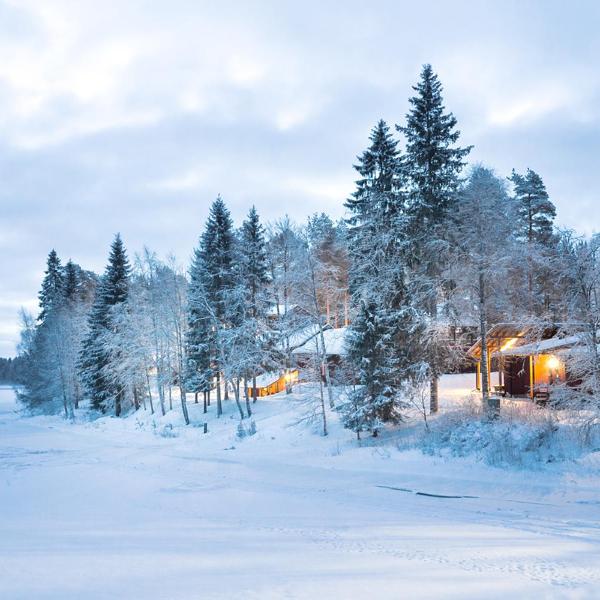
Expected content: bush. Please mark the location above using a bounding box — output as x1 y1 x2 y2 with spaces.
419 397 600 469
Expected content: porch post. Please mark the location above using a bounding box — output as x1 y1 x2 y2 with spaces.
529 355 534 399
476 361 481 391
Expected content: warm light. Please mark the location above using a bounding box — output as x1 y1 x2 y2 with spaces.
547 356 561 370
501 337 518 352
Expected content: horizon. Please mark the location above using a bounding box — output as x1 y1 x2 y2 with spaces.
2 0 600 355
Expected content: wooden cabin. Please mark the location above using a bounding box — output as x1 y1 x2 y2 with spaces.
246 369 299 398
291 326 348 382
467 324 578 400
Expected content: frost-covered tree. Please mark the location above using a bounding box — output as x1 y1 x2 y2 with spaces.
266 217 306 392
508 168 558 316
343 120 417 430
239 206 272 407
38 250 64 323
185 197 237 416
398 64 472 413
341 299 408 436
80 234 131 415
554 231 600 408
449 166 514 412
306 213 349 327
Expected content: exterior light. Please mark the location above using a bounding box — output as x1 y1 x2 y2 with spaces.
547 355 560 370
501 337 518 352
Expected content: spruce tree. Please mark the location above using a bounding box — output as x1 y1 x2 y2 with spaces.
509 168 557 315
63 260 80 304
185 197 237 417
341 299 408 436
185 244 215 408
38 250 64 323
343 120 415 431
80 234 131 414
398 64 472 413
240 206 270 404
509 168 556 246
345 119 405 294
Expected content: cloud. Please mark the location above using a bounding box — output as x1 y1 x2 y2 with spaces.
1 0 600 354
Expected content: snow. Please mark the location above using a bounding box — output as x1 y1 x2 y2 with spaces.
291 326 348 356
1 379 600 599
501 334 582 356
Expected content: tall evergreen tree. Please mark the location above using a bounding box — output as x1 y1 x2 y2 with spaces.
509 168 558 316
38 250 64 323
80 234 131 415
343 120 416 431
341 299 408 436
510 168 556 245
63 260 80 304
345 119 405 294
398 64 472 413
240 206 270 406
185 242 215 410
185 197 237 417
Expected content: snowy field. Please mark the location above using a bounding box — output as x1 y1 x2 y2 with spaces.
1 377 600 599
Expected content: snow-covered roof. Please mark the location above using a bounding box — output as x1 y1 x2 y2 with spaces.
267 303 298 317
291 327 348 356
500 334 582 356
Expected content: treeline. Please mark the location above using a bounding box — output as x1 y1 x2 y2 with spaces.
0 356 28 383
16 64 600 435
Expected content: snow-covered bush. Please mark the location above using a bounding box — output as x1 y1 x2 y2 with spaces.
419 397 600 469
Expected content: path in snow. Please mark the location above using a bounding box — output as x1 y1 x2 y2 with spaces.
0 383 599 599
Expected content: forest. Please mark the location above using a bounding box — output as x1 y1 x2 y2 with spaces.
12 64 600 439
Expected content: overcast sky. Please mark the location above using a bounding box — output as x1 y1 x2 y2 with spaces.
1 0 599 355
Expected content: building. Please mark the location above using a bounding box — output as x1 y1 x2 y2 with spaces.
467 324 579 400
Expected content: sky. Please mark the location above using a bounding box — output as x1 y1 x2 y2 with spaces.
1 0 599 356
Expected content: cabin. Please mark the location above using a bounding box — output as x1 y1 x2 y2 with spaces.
467 324 579 400
291 326 348 381
246 369 300 398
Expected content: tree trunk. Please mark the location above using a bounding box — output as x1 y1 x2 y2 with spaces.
232 379 245 420
429 373 439 414
252 374 257 403
479 271 491 411
168 385 173 411
203 390 207 414
157 381 166 416
145 371 154 415
216 372 223 417
244 378 252 418
317 325 335 408
179 385 190 425
318 369 328 436
194 392 198 404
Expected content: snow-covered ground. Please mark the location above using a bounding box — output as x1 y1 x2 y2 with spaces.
1 377 600 599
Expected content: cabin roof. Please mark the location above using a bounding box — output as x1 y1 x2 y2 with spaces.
467 323 585 360
501 334 582 356
466 323 532 359
292 326 348 356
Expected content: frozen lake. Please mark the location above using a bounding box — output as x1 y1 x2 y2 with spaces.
1 379 599 599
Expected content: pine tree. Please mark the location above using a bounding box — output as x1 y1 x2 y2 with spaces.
80 234 131 415
345 119 405 295
341 299 408 436
509 168 557 315
185 197 237 417
398 64 472 413
343 120 416 431
510 168 556 245
63 260 80 304
185 244 215 409
240 206 270 407
38 250 64 323
399 64 472 230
